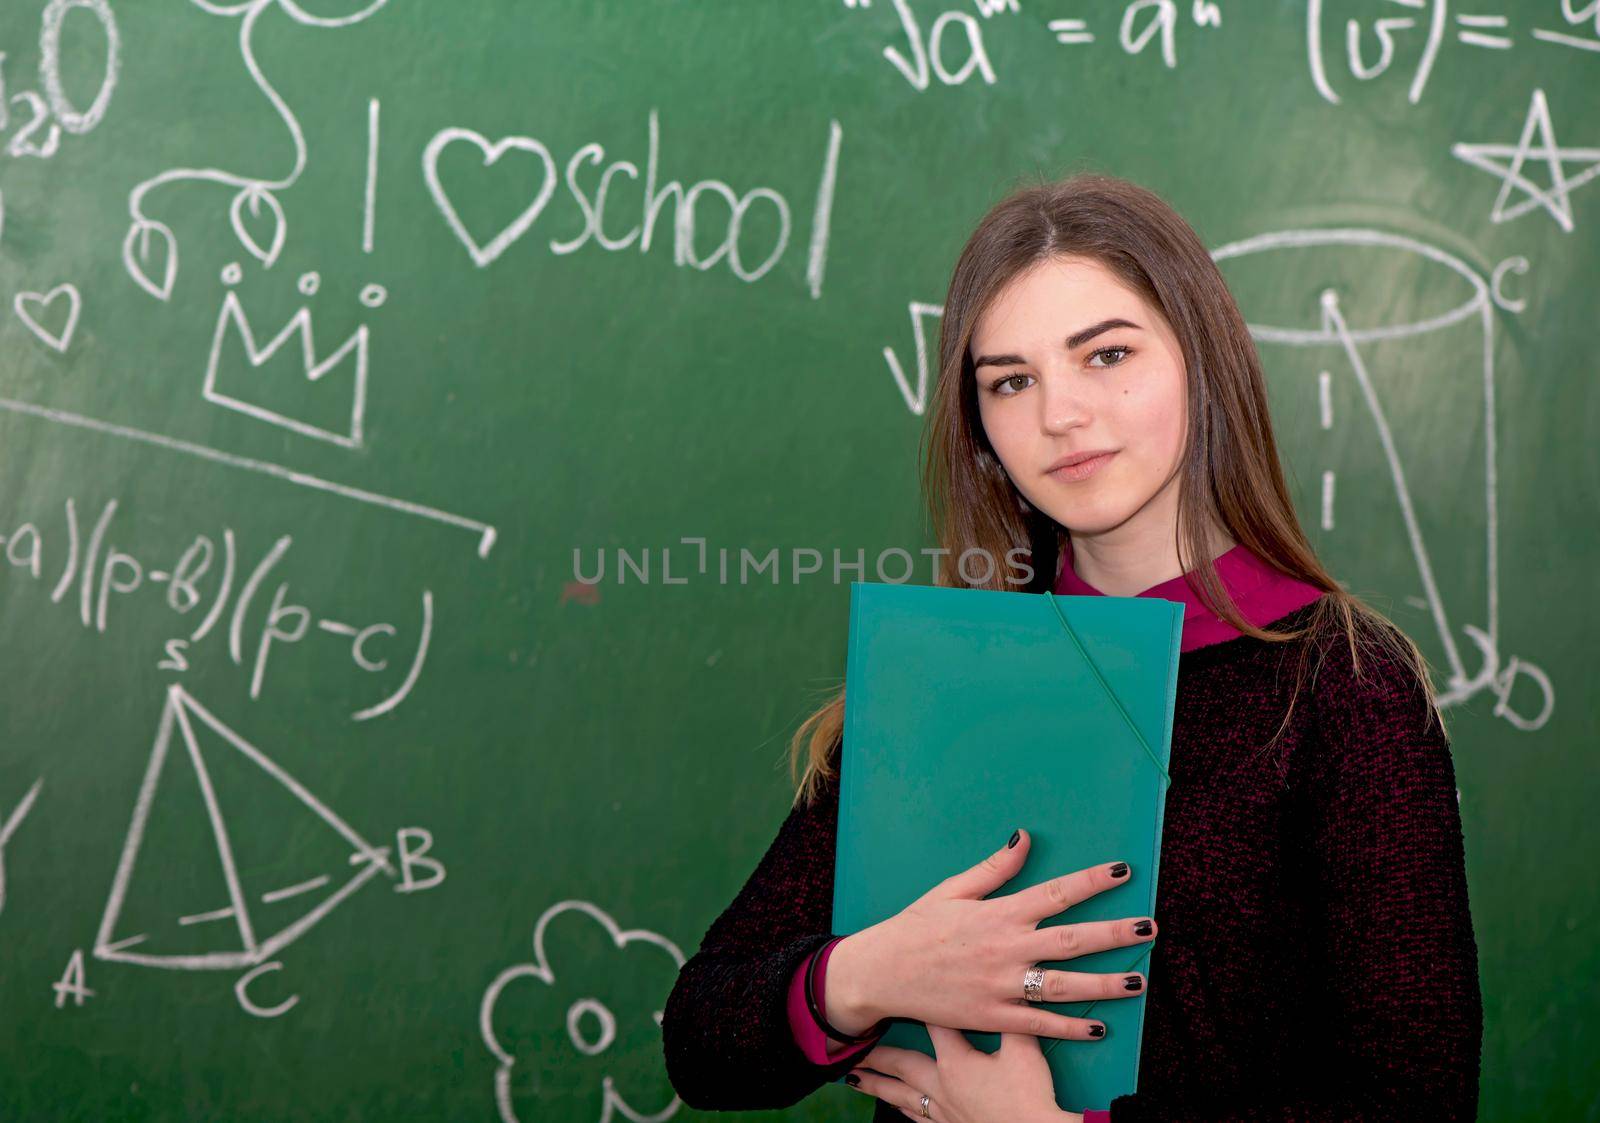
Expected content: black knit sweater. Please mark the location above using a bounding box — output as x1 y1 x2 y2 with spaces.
661 602 1483 1120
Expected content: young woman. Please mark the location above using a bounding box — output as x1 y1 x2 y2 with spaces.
661 173 1482 1122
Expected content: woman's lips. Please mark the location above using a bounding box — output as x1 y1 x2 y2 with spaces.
1048 451 1116 482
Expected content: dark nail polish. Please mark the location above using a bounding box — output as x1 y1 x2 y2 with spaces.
1123 975 1143 991
1109 862 1129 878
844 1073 861 1087
1134 920 1153 937
1088 1024 1106 1038
1008 829 1020 848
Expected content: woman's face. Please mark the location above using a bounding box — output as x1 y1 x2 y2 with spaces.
971 255 1189 543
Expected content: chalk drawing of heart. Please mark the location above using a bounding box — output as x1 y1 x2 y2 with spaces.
423 127 557 269
14 283 82 353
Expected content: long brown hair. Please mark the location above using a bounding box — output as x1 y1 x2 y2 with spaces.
787 171 1444 808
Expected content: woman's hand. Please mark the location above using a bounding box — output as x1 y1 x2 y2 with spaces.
823 828 1154 1040
845 1024 1083 1123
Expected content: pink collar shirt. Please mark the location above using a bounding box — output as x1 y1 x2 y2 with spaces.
1052 539 1326 652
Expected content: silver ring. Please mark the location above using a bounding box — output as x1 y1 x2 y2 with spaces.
919 1092 931 1117
1022 964 1046 1003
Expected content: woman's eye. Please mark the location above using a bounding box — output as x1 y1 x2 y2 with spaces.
990 373 1033 396
1089 345 1132 367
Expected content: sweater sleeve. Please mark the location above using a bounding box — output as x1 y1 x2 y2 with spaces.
789 938 887 1064
1107 634 1483 1122
662 750 880 1109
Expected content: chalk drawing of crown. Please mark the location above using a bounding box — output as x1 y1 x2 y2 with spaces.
203 289 369 449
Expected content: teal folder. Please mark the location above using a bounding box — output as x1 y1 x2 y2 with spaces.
831 580 1182 1112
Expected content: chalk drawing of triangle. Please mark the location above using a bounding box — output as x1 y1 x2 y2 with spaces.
93 684 394 971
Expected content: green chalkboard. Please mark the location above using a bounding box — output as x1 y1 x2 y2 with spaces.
0 1 1594 1119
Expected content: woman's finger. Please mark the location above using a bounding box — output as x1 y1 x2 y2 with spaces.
992 1003 1109 1040
999 1030 1044 1053
856 1042 939 1089
1023 915 1156 963
1010 966 1147 1005
1002 860 1131 923
925 1022 974 1062
849 1068 930 1118
930 828 1031 901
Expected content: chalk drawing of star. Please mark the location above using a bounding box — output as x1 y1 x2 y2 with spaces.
1450 88 1600 233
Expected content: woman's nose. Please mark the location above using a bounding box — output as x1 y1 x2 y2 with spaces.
1038 373 1092 433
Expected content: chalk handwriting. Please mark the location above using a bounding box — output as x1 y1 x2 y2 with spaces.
1307 0 1600 106
423 109 842 294
0 0 119 161
844 0 1002 89
0 495 435 713
882 301 944 416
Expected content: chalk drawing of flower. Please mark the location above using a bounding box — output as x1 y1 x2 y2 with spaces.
480 899 684 1123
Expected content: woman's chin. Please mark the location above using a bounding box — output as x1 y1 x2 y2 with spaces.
1043 499 1140 538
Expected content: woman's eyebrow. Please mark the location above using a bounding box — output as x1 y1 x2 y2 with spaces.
973 317 1143 369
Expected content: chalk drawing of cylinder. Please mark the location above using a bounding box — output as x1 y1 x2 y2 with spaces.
1210 228 1549 729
